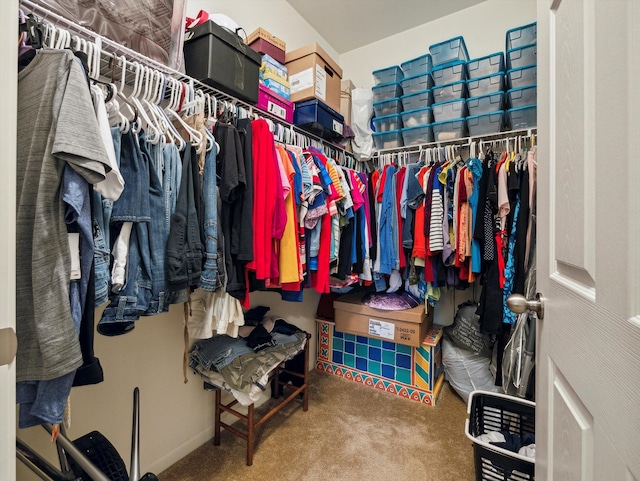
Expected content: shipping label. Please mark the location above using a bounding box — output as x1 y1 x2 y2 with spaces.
289 68 313 94
315 64 326 101
368 318 395 340
267 100 287 120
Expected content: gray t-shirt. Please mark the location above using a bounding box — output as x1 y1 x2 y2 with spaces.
17 50 110 381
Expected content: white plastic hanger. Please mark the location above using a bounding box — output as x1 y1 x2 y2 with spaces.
142 69 171 146
165 79 203 153
159 77 186 151
128 62 161 142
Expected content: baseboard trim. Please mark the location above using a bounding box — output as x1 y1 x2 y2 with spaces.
146 390 273 475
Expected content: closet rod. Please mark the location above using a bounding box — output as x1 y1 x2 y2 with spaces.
373 127 538 157
19 0 354 161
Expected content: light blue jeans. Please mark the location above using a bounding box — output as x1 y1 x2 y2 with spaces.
199 146 219 291
189 335 254 372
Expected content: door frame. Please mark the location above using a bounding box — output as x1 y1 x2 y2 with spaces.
0 0 18 480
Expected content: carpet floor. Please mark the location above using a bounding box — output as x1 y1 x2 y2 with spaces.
158 369 476 481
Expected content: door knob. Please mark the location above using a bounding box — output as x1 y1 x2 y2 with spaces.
0 327 18 366
506 293 545 320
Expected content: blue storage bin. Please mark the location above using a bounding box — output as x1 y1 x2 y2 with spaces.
400 89 433 112
466 72 505 98
506 43 537 70
466 52 505 79
372 82 403 103
506 22 537 51
466 92 504 117
507 85 537 108
506 64 537 89
507 104 537 129
432 118 468 141
467 110 505 136
429 36 470 67
432 99 468 123
373 65 404 86
401 106 433 128
401 124 434 146
373 113 403 133
400 73 434 95
432 81 467 104
373 97 403 117
294 99 344 141
431 60 467 87
373 129 404 150
401 54 432 77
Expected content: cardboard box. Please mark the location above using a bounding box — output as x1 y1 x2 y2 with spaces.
333 290 433 347
340 79 356 125
261 54 288 80
257 84 294 123
261 78 290 100
247 27 286 51
247 28 286 64
285 42 343 113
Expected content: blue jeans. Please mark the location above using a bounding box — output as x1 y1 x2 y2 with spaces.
162 143 188 305
163 143 182 229
139 138 169 315
189 335 254 372
200 146 218 291
93 128 120 306
98 130 153 335
378 165 397 275
166 143 203 292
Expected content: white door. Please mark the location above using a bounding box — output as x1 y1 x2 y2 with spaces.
0 1 18 480
537 0 640 479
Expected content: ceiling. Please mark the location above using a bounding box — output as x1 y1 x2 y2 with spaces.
285 0 488 54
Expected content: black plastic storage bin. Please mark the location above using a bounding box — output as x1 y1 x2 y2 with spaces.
465 391 536 481
294 99 345 142
183 20 262 104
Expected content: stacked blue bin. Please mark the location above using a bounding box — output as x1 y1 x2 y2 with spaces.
464 51 507 137
428 36 470 141
372 66 405 149
505 22 537 129
398 53 434 146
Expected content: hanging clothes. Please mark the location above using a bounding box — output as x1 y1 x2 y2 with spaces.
16 49 111 426
213 122 248 299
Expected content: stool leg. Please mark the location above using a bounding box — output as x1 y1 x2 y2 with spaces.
247 403 254 466
303 336 310 411
214 390 221 446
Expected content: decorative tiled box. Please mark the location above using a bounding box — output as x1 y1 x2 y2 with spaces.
316 319 444 405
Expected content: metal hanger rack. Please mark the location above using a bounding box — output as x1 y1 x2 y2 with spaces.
372 127 537 167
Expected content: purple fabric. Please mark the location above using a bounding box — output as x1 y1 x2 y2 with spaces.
361 291 420 310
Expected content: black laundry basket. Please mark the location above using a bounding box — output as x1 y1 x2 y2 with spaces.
465 391 536 481
67 430 129 480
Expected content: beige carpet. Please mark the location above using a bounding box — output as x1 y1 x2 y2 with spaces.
158 369 476 481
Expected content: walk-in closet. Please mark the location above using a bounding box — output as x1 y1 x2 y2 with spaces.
3 1 640 481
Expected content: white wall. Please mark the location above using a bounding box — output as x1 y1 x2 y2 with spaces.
17 1 536 479
341 0 537 89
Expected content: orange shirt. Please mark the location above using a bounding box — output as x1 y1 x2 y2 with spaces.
276 146 302 284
